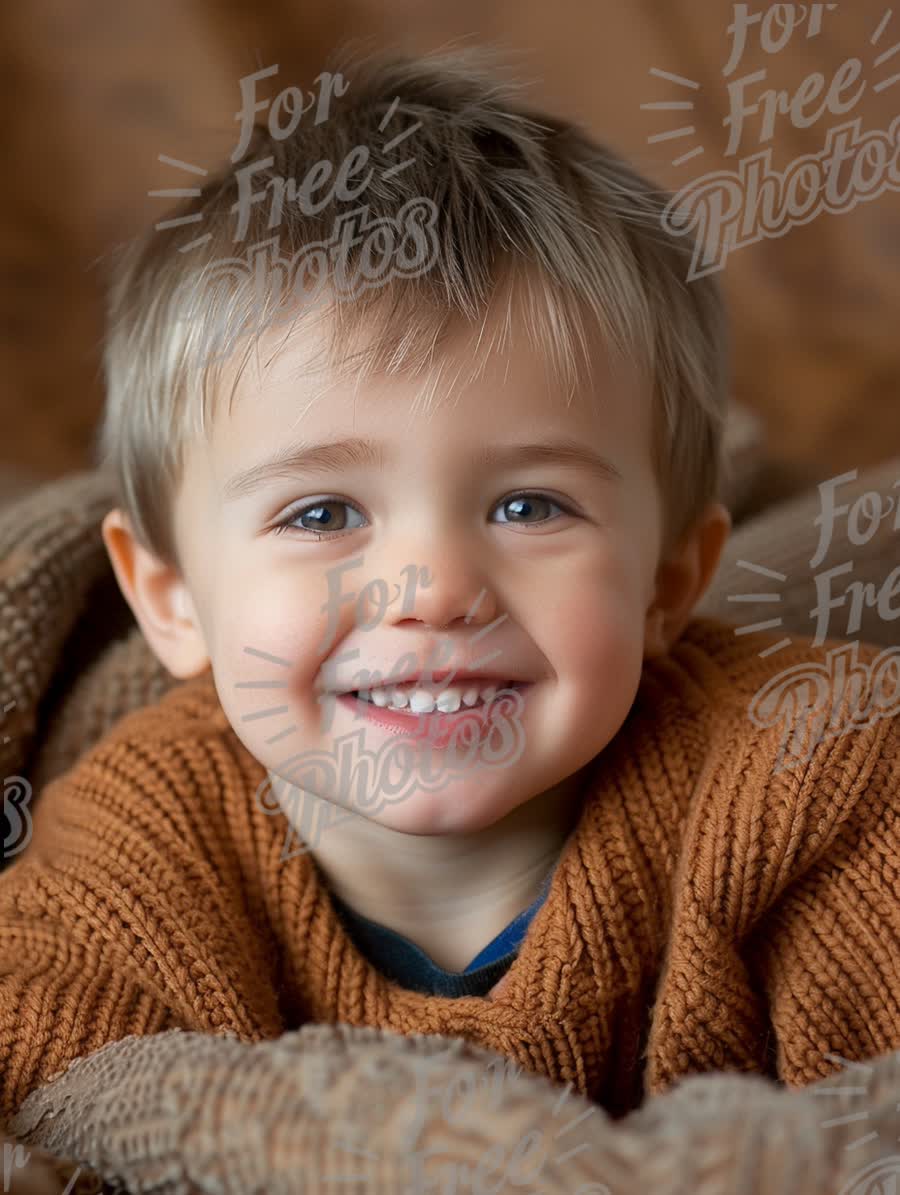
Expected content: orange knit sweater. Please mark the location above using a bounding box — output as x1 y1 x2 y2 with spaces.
2 614 899 1125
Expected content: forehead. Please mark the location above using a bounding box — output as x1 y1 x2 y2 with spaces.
211 297 651 458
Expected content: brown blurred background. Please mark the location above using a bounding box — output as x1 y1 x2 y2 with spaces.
1 0 898 498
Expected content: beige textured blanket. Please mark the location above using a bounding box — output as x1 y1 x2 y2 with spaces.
3 405 900 1194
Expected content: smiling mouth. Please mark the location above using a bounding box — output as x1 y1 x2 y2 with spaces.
345 680 526 716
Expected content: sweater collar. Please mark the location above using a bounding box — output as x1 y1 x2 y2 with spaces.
245 634 709 1110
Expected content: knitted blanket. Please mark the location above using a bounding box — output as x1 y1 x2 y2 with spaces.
11 1025 900 1195
3 418 900 1194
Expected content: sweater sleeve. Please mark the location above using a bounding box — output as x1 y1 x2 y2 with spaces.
0 679 282 1124
752 695 900 1086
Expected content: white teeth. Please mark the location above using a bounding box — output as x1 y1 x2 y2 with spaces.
353 679 519 713
409 688 436 714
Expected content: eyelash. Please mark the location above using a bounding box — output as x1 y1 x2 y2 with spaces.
271 491 576 538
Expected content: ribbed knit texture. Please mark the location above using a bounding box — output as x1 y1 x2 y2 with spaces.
2 613 899 1133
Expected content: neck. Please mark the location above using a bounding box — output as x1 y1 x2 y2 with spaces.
276 770 589 972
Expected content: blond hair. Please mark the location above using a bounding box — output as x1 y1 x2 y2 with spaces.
97 46 731 568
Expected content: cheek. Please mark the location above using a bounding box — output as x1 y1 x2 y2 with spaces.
542 553 649 675
547 583 648 757
206 573 333 732
556 606 645 709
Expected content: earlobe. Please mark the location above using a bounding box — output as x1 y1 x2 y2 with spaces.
694 501 732 604
643 607 668 659
100 509 210 679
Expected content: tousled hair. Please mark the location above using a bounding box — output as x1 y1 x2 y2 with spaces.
97 45 731 568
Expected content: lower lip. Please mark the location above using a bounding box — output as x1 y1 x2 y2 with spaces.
335 685 530 749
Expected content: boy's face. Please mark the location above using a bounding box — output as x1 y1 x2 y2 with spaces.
167 308 667 838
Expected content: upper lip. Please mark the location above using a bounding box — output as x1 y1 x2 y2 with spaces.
338 669 527 694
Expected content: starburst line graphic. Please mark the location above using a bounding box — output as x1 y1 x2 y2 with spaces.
150 89 420 253
814 1052 900 1154
729 558 794 656
1 700 15 745
644 8 898 167
642 67 704 167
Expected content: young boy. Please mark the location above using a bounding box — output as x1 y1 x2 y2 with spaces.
1 47 899 1138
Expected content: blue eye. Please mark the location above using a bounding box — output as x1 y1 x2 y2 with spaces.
273 490 573 538
492 493 568 525
274 498 367 538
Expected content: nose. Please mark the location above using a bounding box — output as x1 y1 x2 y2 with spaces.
372 545 502 636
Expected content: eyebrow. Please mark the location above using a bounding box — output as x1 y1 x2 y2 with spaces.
223 436 623 501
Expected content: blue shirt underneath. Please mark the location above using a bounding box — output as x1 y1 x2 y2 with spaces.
330 865 556 998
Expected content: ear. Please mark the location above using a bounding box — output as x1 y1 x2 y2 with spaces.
100 508 211 679
644 500 732 659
